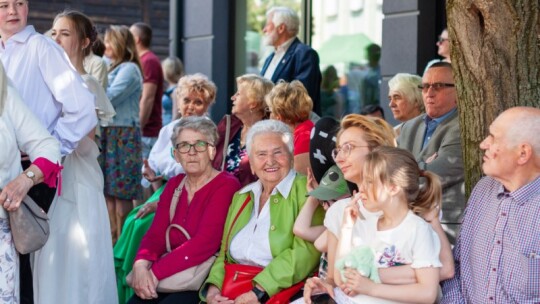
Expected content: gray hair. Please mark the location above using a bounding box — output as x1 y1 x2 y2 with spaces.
388 73 424 112
505 108 540 154
267 7 300 36
161 56 184 84
170 116 218 147
246 119 294 156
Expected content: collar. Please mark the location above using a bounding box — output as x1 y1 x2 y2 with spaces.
8 25 35 44
496 176 540 206
425 107 457 125
275 37 296 53
239 169 296 199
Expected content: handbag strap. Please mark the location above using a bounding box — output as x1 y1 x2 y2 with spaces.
224 195 251 255
165 177 188 252
221 114 231 171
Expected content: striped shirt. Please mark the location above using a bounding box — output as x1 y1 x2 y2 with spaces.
441 176 540 303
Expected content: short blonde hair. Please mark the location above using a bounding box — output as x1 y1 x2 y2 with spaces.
388 73 424 112
236 74 274 118
265 80 313 124
162 56 184 84
176 73 217 107
338 114 396 149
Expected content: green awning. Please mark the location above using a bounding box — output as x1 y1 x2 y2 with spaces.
317 33 373 65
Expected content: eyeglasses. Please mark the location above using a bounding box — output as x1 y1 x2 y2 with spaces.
437 36 449 43
175 140 214 154
331 143 370 160
418 83 455 92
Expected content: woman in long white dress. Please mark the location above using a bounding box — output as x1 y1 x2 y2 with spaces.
32 10 117 304
0 61 61 303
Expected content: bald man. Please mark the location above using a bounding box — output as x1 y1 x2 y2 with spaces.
442 107 540 303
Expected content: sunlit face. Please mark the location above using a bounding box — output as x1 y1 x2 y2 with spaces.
177 91 209 117
262 15 279 47
250 132 292 188
231 83 252 116
0 0 28 42
479 113 519 182
421 67 457 118
51 17 84 62
436 29 450 59
334 127 371 185
388 90 420 122
173 129 215 175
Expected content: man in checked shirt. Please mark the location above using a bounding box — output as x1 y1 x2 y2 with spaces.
441 107 540 303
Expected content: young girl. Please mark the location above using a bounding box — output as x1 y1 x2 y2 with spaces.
335 146 447 303
33 10 118 304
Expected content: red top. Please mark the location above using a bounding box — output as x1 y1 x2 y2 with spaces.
135 171 241 280
140 51 164 137
293 119 314 155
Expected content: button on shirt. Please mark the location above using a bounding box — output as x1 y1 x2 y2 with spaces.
422 108 457 149
441 176 540 303
263 37 296 80
0 26 97 155
229 170 296 267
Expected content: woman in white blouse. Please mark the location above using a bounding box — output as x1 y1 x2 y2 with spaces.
0 62 61 303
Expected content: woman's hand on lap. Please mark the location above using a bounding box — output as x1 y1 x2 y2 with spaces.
303 277 335 303
207 285 234 304
341 268 374 297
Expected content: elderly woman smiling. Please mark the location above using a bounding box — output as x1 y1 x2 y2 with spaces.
127 116 240 303
202 119 324 304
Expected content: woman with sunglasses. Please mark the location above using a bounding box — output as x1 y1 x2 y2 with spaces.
127 116 241 303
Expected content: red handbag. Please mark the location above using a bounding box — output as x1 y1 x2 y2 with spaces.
220 196 304 303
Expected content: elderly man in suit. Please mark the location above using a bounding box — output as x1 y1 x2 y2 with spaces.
397 62 464 244
260 6 322 115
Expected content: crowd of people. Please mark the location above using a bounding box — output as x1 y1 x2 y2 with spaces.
0 1 538 304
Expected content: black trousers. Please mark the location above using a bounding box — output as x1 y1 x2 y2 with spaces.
19 160 56 304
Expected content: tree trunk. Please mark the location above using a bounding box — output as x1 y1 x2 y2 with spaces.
447 0 540 196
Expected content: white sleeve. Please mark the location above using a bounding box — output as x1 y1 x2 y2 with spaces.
7 84 61 163
410 219 442 269
324 198 348 237
39 40 97 155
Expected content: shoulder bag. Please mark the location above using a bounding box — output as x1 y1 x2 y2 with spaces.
2 188 50 255
127 177 217 293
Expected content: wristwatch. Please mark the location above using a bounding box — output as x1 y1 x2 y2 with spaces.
23 170 36 185
252 286 269 303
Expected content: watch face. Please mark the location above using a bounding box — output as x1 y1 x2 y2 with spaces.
26 171 35 178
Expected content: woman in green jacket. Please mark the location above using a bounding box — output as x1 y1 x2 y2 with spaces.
202 119 324 304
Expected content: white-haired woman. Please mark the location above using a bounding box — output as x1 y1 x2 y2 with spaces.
387 73 424 135
201 119 324 304
0 62 61 302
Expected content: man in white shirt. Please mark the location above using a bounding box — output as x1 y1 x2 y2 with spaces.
260 6 322 115
0 1 97 303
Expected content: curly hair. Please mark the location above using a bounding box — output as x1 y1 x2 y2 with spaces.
265 80 313 124
176 73 217 107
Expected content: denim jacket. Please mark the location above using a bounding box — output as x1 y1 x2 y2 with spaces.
106 62 142 127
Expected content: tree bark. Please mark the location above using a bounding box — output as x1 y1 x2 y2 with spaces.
447 0 540 196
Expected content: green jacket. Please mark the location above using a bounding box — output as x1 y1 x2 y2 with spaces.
201 174 324 299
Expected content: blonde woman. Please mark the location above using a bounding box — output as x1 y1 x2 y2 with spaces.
265 80 314 175
101 25 144 244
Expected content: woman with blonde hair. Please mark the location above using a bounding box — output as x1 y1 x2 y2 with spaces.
212 74 273 185
265 80 314 175
101 25 143 244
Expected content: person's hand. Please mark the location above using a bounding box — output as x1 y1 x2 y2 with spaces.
142 159 163 183
234 290 259 304
306 167 319 193
135 201 158 219
130 260 158 300
340 268 374 297
303 277 335 304
421 204 440 223
342 192 361 228
0 173 34 211
206 285 234 304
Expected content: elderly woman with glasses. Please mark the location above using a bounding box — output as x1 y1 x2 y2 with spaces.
201 119 324 304
127 116 241 303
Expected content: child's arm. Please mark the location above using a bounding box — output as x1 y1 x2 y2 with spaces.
428 217 455 280
342 267 439 304
313 230 328 252
293 195 326 242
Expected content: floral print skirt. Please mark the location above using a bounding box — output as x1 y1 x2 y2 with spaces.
99 126 142 200
0 218 18 303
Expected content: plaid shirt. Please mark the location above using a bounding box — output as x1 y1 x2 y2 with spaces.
441 176 540 303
